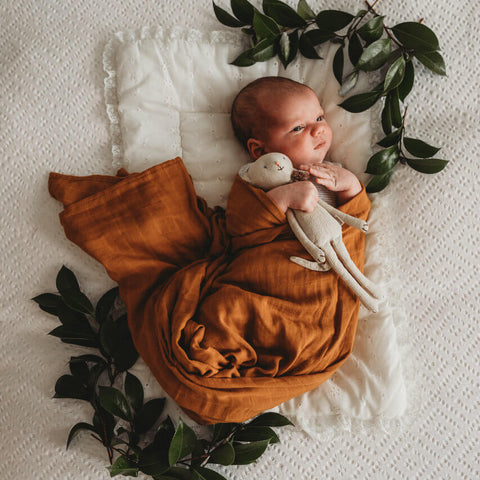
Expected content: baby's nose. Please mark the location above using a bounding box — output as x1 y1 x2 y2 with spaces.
312 123 324 135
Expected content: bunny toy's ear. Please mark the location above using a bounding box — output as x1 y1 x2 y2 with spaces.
238 163 251 183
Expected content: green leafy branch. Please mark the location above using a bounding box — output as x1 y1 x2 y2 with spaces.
33 266 293 479
213 0 448 192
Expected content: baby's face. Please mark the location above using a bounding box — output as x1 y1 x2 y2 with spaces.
254 88 332 169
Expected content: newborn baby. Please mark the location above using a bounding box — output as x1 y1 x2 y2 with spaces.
231 76 363 210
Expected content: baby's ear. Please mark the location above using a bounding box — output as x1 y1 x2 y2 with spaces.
247 138 265 160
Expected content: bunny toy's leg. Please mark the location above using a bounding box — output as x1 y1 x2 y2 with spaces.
322 241 380 313
286 211 330 271
331 238 383 300
289 255 329 271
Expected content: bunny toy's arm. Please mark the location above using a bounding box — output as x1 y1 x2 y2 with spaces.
317 198 368 232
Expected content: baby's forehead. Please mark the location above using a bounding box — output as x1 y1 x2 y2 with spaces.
261 88 323 116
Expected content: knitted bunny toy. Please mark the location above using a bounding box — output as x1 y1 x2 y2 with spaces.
239 152 382 313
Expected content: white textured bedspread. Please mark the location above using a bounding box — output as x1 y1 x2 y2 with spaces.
1 1 479 479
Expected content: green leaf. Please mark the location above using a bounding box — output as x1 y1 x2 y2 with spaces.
66 422 97 449
366 146 399 174
251 36 277 62
95 286 119 325
332 45 344 85
139 443 170 476
154 417 176 446
125 372 144 413
231 0 255 24
108 455 139 477
366 170 394 193
230 49 256 67
56 265 80 292
357 15 384 42
356 38 391 71
297 0 316 20
338 70 359 97
69 359 89 384
49 325 98 348
414 50 446 76
316 10 354 32
278 31 299 69
99 315 138 371
56 301 90 329
391 22 440 53
388 88 402 128
234 426 280 443
99 318 117 357
212 2 245 27
135 398 166 434
208 441 235 466
403 137 440 158
262 0 306 27
99 386 132 422
248 412 294 427
384 55 406 92
406 158 448 173
71 353 106 366
348 32 363 66
157 467 196 480
377 129 402 148
302 29 335 46
87 363 106 395
54 375 89 401
232 439 271 465
192 466 228 480
354 9 368 19
56 266 94 315
381 100 392 134
339 90 381 112
168 420 198 466
93 407 116 446
32 293 62 315
212 423 237 444
253 11 280 39
398 60 414 102
298 31 322 59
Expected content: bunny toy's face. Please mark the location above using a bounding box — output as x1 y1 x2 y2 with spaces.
243 152 294 190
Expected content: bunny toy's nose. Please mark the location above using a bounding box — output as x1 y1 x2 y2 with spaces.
275 161 284 170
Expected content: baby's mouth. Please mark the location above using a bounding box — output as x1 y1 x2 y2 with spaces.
314 140 326 150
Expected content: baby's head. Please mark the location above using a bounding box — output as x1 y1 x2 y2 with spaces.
231 77 332 169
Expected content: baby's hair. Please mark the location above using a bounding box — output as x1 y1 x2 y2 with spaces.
231 76 313 149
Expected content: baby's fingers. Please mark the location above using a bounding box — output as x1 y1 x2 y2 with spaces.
308 164 334 175
315 176 338 189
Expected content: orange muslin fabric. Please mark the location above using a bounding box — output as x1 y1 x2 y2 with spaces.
49 157 371 424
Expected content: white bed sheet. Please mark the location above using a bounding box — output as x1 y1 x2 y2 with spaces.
1 0 479 479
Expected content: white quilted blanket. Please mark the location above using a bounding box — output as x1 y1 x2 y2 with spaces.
1 1 479 479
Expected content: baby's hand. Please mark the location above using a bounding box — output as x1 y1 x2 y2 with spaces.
267 181 318 213
300 163 362 204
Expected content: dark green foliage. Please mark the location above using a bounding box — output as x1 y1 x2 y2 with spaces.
211 0 448 192
35 266 293 479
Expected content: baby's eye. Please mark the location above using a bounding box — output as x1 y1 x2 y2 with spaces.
316 116 324 122
292 125 304 132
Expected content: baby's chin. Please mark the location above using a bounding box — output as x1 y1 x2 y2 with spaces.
292 154 328 169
